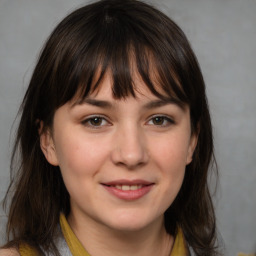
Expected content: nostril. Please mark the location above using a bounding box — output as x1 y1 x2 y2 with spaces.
110 128 149 169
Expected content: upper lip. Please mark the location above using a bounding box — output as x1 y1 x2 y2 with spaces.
102 179 154 186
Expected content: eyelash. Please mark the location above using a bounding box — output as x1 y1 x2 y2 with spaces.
81 115 175 129
81 115 110 129
147 115 175 127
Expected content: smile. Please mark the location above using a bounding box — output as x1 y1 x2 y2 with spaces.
107 184 143 191
102 180 154 200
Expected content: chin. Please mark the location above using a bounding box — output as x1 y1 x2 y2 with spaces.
109 222 149 233
103 213 158 233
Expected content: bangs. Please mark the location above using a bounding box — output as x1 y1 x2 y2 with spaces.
73 43 187 108
50 2 190 109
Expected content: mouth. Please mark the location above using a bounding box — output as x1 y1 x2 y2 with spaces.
101 180 154 200
105 184 146 191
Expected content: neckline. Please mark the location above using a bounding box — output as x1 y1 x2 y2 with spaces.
59 213 187 256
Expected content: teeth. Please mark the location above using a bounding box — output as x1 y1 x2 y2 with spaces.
122 185 130 191
113 185 143 191
130 185 138 190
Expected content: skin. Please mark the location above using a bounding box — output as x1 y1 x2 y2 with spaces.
0 249 20 256
40 72 197 256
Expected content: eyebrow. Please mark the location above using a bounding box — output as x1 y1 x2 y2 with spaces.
73 97 185 109
142 98 185 110
72 98 113 108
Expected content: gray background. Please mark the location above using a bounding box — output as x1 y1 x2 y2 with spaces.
0 0 255 255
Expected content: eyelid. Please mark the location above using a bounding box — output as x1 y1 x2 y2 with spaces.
81 115 111 129
146 114 175 126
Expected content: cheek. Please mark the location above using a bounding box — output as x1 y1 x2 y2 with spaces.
150 134 191 170
53 132 111 205
54 130 110 177
149 134 190 196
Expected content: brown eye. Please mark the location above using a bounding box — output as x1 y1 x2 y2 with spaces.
89 117 103 126
147 115 174 127
152 116 165 125
82 116 109 129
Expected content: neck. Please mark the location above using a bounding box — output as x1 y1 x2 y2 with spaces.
68 212 173 256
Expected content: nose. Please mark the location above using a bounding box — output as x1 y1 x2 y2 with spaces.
111 124 149 169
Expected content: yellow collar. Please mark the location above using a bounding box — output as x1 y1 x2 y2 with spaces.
60 213 188 256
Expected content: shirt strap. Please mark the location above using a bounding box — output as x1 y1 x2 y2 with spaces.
60 213 91 256
170 226 189 256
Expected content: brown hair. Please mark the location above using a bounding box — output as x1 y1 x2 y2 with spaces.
2 0 219 255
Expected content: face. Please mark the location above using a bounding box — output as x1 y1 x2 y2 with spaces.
40 73 197 233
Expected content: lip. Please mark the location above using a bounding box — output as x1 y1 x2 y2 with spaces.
103 179 153 186
101 179 154 201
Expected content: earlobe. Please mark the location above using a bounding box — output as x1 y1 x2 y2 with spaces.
186 133 198 165
39 123 59 166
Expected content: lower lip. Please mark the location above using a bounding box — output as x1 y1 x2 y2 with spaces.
103 185 153 200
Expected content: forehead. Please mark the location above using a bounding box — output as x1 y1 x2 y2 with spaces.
56 38 189 110
72 70 186 110
90 70 161 98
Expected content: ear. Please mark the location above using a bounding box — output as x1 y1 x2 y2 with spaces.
39 122 59 166
186 132 198 165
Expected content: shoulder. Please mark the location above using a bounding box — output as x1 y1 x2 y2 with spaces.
0 248 20 256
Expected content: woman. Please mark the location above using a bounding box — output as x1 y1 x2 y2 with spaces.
1 0 220 255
